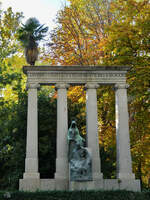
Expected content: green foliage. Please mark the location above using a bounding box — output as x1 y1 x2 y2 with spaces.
17 17 48 65
38 87 57 178
102 0 150 187
0 92 27 189
0 190 150 200
0 7 23 61
0 6 24 89
17 18 48 48
100 147 116 179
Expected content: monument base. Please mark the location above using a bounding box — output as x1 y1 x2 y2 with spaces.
19 178 141 192
70 179 141 192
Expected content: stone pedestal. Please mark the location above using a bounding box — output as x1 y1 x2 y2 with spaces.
85 83 103 180
69 179 140 192
115 84 135 179
54 83 69 190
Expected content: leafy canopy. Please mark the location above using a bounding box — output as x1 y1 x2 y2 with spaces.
17 17 48 48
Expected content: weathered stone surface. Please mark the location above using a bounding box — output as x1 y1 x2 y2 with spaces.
115 83 135 179
70 179 141 191
23 84 40 179
40 179 55 191
85 83 103 180
23 66 129 85
19 178 141 192
54 83 69 184
19 179 40 192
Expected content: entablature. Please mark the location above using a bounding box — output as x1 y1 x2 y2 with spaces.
23 66 130 85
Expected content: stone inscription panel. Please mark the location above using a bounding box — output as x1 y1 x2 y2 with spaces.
27 71 126 85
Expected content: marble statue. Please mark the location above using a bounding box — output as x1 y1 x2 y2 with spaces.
68 120 92 181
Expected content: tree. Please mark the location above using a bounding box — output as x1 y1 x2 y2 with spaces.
102 0 150 187
0 6 23 90
17 17 48 65
45 0 150 186
47 0 111 66
0 5 26 189
0 7 23 62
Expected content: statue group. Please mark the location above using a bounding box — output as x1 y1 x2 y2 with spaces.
68 120 92 181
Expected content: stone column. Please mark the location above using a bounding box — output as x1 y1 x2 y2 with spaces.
55 83 69 189
115 83 135 179
23 83 40 179
85 83 103 180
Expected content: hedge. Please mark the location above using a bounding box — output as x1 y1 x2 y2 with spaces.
0 190 150 200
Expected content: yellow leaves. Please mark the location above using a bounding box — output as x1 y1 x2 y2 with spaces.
103 0 150 65
3 86 18 104
47 0 111 66
78 96 84 103
68 86 85 103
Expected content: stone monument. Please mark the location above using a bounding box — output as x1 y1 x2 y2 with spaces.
19 66 141 192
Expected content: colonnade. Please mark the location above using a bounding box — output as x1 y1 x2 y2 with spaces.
23 82 135 183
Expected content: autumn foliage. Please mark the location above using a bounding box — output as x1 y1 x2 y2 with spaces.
45 0 150 187
0 0 150 189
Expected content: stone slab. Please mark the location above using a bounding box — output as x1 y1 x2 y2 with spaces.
23 66 130 85
23 66 130 73
119 179 141 192
19 179 40 192
40 179 55 191
70 179 141 191
19 178 141 192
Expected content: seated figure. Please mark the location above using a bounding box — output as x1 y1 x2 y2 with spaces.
68 120 92 181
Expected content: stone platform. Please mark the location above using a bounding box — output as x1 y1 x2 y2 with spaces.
19 178 141 192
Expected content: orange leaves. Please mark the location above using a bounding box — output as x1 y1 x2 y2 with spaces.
46 0 112 66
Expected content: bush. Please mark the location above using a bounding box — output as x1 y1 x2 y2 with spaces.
0 190 150 200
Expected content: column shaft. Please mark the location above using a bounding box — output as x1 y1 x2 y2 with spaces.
85 83 103 180
115 84 135 179
55 83 69 184
24 83 40 179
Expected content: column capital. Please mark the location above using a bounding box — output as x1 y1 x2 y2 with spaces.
85 83 99 90
115 83 129 90
55 83 70 90
26 83 40 90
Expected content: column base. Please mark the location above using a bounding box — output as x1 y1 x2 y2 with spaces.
117 173 135 179
55 157 69 189
54 171 69 190
23 172 40 179
19 178 40 192
118 179 141 191
92 157 103 180
55 178 69 190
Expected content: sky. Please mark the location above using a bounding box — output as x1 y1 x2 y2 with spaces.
1 0 69 30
